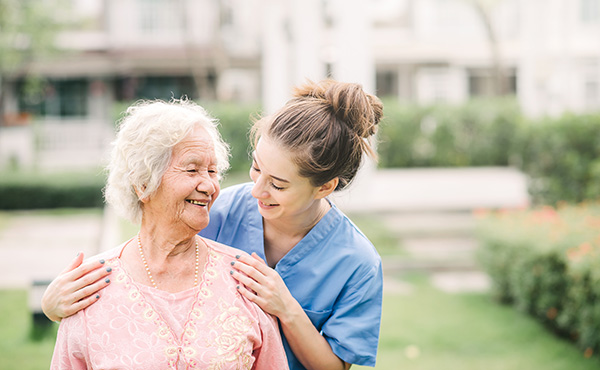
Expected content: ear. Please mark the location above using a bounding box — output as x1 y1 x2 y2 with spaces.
315 177 338 199
134 185 149 203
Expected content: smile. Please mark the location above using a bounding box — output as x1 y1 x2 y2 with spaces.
258 200 278 208
186 199 208 206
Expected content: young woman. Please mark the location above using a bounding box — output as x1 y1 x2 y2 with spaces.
43 79 384 370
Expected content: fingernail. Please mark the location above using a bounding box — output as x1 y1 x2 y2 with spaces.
105 278 110 283
230 270 234 275
76 252 81 257
230 261 235 266
106 267 112 272
235 255 240 259
95 294 100 299
99 259 105 264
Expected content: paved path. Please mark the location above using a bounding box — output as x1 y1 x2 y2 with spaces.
330 166 529 213
0 211 104 289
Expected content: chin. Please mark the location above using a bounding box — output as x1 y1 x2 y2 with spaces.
258 208 279 220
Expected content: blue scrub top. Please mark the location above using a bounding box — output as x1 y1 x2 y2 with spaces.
200 183 383 369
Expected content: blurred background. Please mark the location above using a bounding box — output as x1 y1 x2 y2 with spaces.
2 0 600 369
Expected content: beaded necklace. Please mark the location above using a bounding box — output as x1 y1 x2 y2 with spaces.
137 234 200 289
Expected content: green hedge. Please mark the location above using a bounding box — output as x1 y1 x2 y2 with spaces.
0 171 105 209
201 101 259 174
7 99 600 209
378 97 524 168
379 98 600 205
519 113 600 205
476 203 600 358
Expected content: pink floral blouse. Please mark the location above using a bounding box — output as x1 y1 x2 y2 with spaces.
51 239 288 370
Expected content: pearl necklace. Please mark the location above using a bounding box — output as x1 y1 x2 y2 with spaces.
137 234 200 289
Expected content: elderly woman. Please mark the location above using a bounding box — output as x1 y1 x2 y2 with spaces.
50 99 288 370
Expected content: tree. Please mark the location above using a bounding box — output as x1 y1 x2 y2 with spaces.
466 0 509 96
0 0 62 125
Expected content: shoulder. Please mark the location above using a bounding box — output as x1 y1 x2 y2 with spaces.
330 206 381 264
217 182 253 202
82 243 126 265
203 238 250 260
209 182 254 216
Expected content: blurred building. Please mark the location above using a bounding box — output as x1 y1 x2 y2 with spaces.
1 0 600 169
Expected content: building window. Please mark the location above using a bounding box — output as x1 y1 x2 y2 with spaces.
581 0 600 23
17 78 88 117
376 70 399 97
114 76 197 101
468 68 517 97
139 0 180 34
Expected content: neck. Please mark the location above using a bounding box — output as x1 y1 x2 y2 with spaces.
262 199 330 268
265 198 330 239
138 218 199 260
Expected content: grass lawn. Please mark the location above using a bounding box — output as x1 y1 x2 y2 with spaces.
1 197 598 368
0 289 58 370
355 274 600 370
2 274 598 369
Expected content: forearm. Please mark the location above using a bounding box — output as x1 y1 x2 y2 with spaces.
279 301 350 370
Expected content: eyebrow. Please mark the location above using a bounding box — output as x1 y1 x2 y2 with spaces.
252 152 290 183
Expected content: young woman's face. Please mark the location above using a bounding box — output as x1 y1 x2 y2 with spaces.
249 136 322 221
144 125 220 233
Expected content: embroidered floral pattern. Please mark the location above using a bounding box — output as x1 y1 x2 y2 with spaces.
51 241 287 370
207 299 255 369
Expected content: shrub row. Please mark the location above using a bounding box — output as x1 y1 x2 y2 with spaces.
6 98 600 209
378 98 600 205
476 203 600 358
0 171 105 209
113 97 600 205
378 97 524 168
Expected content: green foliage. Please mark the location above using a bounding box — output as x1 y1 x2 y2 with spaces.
0 170 105 209
0 290 58 370
379 98 600 205
519 113 600 205
0 0 61 72
353 274 600 370
378 97 524 168
477 203 600 358
201 101 259 174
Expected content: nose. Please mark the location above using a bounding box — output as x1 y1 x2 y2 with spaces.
250 173 268 199
196 174 217 195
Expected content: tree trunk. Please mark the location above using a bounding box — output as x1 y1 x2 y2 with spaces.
472 1 507 96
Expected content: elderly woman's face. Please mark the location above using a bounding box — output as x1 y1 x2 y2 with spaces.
143 125 220 233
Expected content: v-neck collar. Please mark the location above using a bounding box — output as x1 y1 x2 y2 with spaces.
249 199 341 276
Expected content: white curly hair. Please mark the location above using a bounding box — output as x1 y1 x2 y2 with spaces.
104 98 230 223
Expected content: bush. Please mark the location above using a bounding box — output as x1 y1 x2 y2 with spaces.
378 97 524 168
476 203 600 357
519 113 600 205
379 99 600 205
201 101 259 173
0 171 105 210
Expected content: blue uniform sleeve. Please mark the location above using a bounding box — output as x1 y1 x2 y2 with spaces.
322 260 383 367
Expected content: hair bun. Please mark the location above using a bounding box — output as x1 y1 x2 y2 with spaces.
292 79 383 138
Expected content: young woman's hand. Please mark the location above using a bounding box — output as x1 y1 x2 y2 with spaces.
41 252 112 322
231 253 350 370
230 253 296 320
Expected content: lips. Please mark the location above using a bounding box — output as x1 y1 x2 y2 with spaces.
186 199 209 206
258 200 279 209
